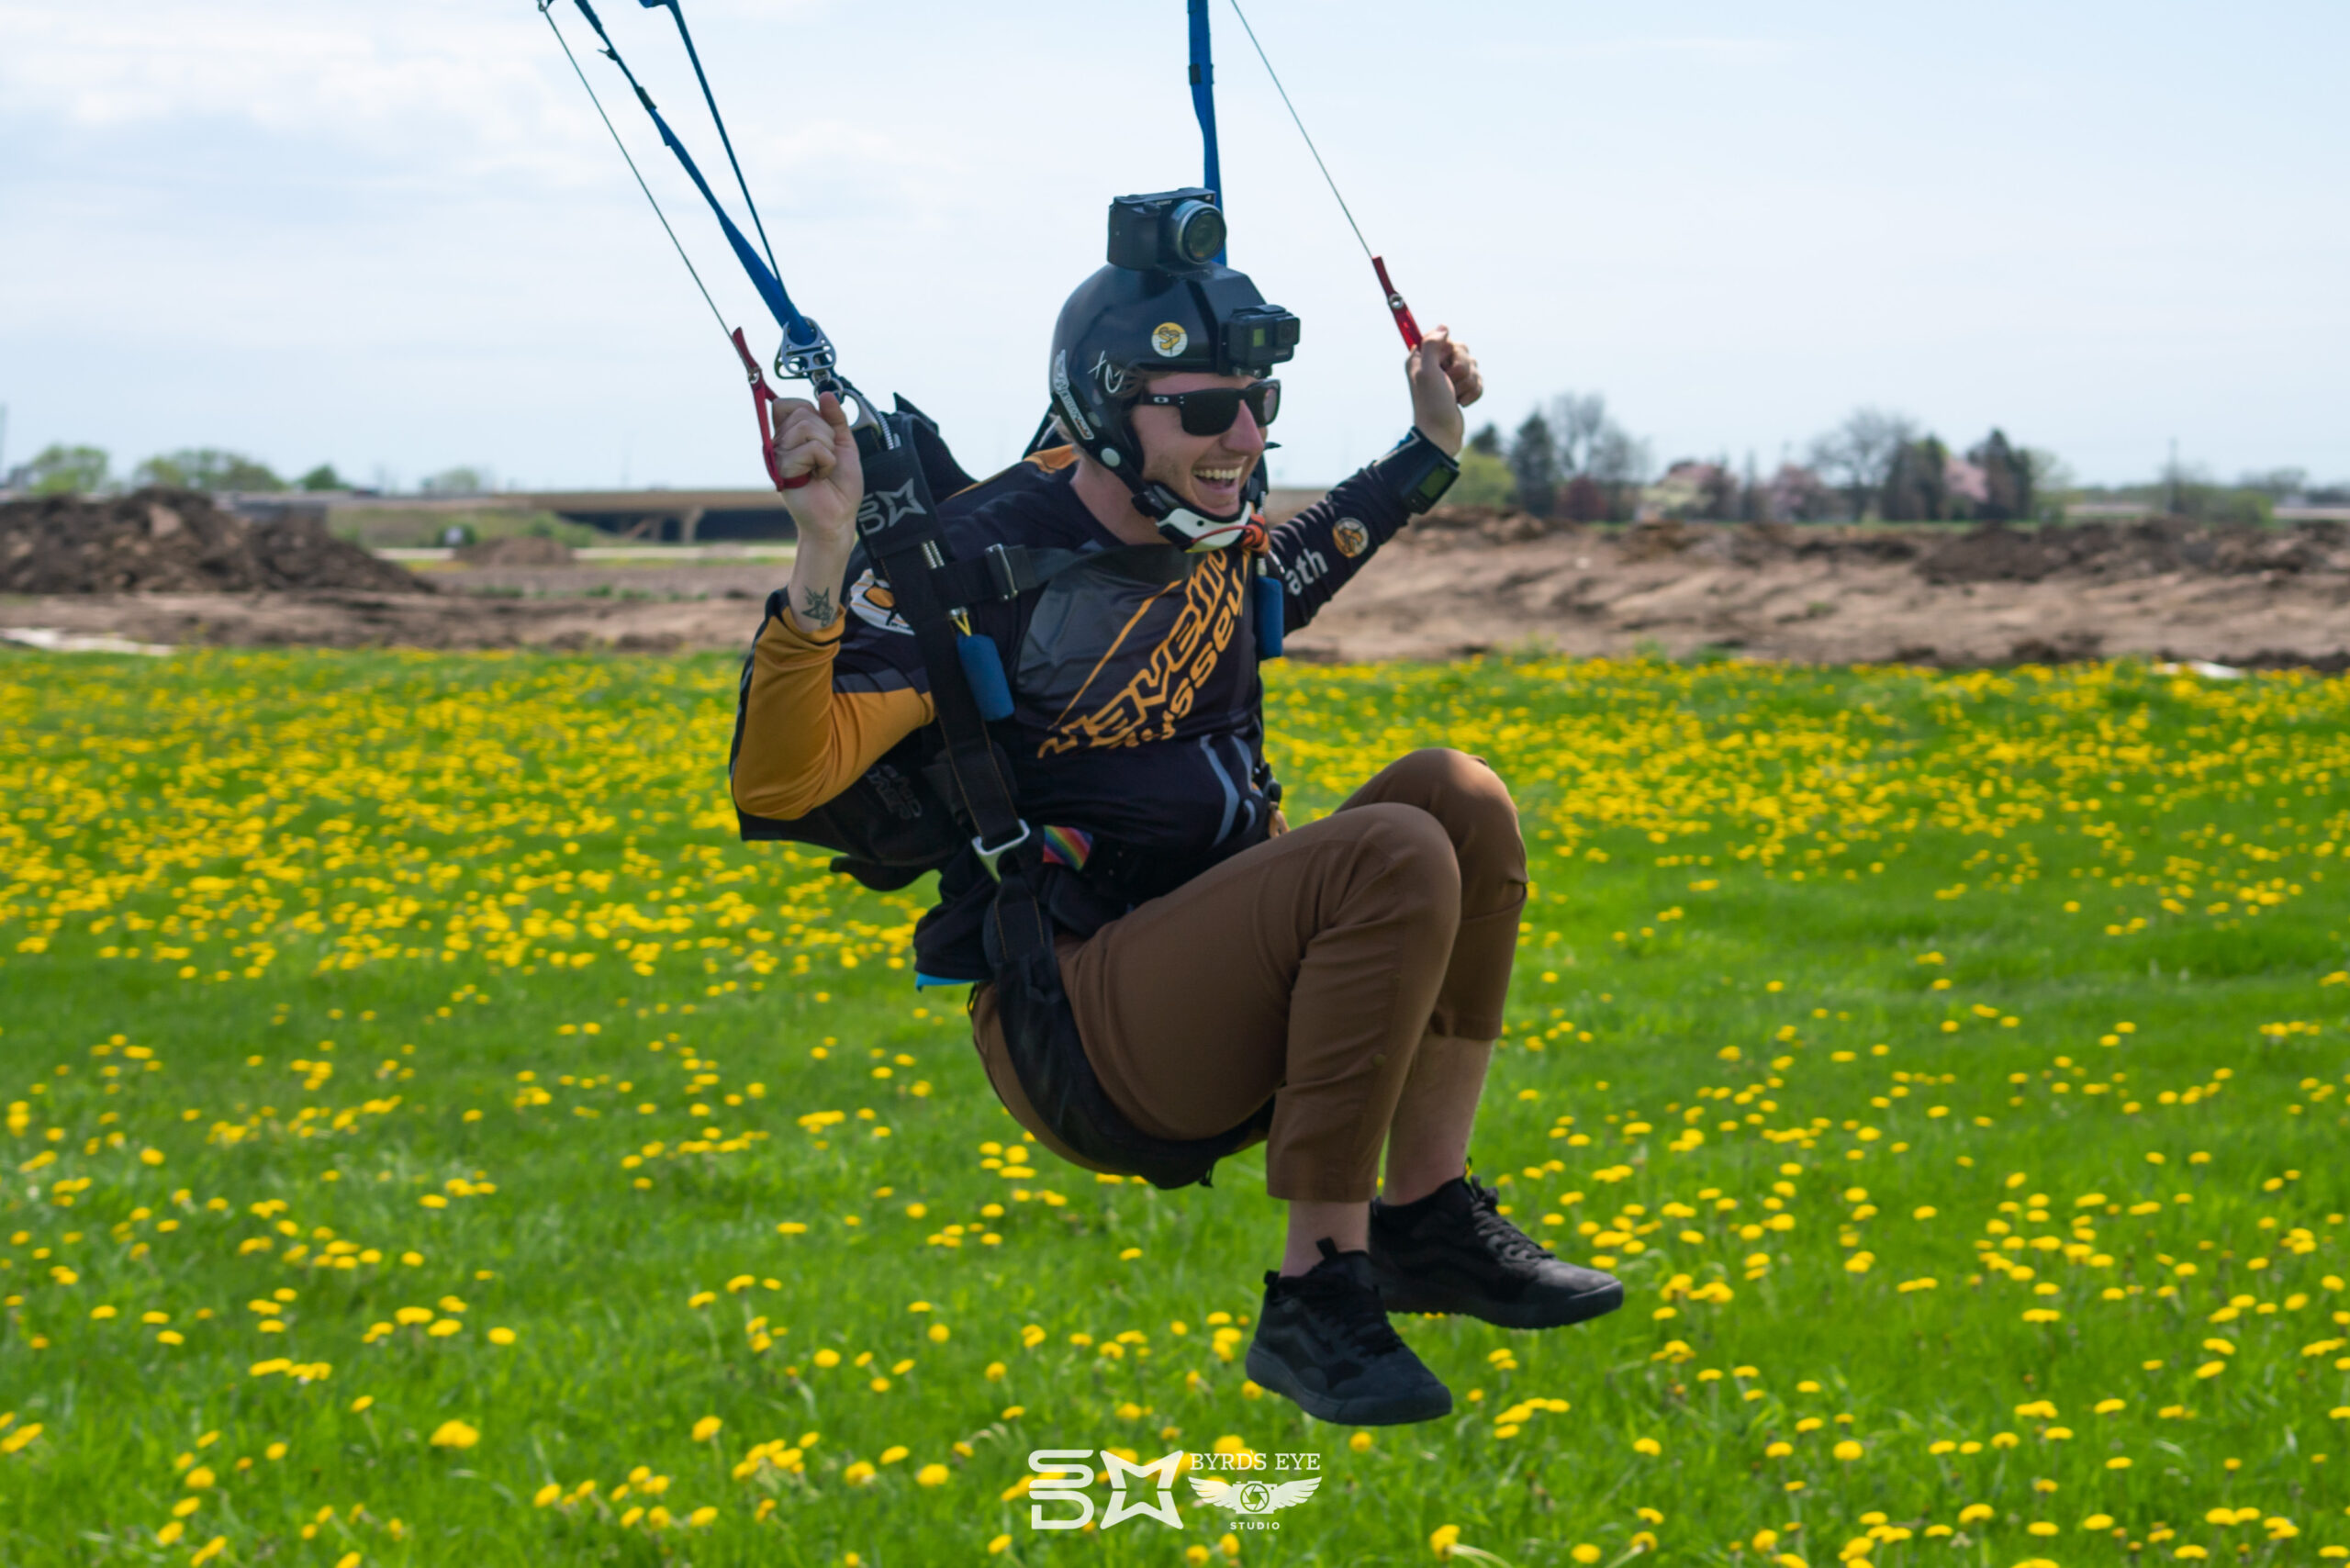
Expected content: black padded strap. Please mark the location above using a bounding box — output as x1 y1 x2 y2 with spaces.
853 413 1027 868
927 544 1088 610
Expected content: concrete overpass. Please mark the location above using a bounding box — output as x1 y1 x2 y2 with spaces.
520 489 797 543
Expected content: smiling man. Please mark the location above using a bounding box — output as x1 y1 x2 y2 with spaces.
730 192 1622 1427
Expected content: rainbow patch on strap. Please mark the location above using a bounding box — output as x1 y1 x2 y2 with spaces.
1039 825 1093 870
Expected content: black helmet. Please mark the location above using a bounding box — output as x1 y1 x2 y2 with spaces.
1049 188 1301 550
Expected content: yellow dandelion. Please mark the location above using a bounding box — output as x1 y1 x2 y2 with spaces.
428 1419 480 1450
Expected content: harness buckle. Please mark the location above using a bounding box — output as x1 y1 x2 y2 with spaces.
972 821 1033 881
982 543 1030 599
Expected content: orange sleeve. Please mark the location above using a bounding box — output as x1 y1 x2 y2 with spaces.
730 610 934 822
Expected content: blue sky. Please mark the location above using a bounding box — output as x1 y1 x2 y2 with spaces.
2 0 2344 491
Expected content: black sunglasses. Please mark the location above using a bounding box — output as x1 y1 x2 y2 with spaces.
1134 379 1281 438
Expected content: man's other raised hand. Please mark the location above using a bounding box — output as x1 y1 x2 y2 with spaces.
1405 327 1483 457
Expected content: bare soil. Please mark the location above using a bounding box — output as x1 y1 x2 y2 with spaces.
0 488 426 595
1281 511 2350 669
4 508 2347 668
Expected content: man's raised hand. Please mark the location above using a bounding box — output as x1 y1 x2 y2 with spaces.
1406 327 1483 457
777 391 865 636
775 391 864 545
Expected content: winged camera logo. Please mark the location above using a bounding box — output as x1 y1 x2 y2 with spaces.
1190 1474 1322 1515
1026 1447 1323 1532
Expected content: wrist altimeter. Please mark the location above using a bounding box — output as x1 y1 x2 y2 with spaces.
1373 429 1460 515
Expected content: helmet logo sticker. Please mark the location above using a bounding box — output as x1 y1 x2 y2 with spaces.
1331 518 1371 559
1050 351 1093 442
1089 351 1130 397
1151 321 1189 358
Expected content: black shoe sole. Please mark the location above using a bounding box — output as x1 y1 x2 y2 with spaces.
1371 1267 1625 1330
1244 1343 1453 1427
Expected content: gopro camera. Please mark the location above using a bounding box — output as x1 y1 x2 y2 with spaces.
1107 187 1228 273
1220 303 1302 375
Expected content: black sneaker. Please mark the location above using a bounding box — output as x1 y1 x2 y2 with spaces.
1244 1240 1453 1427
1370 1175 1625 1329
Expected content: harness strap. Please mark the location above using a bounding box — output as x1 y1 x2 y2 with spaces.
927 545 1087 611
852 415 1030 873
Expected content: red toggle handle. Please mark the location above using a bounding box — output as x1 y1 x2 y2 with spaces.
1371 255 1422 350
731 326 813 490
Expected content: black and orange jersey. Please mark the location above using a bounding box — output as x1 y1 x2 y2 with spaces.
732 448 1416 978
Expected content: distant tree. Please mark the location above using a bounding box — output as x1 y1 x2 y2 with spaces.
1768 463 1838 522
2236 466 2308 499
1587 424 1652 521
1739 452 1768 522
1880 436 1952 522
1697 456 1739 521
1547 393 1609 475
1507 412 1560 516
421 466 491 497
1449 447 1516 508
1465 423 1503 459
1559 475 1606 523
1967 429 2033 522
25 443 111 496
2173 479 2273 527
132 448 285 492
298 463 349 492
2022 449 2073 522
1807 408 1916 521
1587 425 1651 486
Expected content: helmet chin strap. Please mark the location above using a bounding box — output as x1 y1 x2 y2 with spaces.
1132 476 1259 554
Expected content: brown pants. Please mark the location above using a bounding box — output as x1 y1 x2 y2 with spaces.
971 748 1528 1202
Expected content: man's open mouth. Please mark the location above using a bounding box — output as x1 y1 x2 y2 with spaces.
1191 462 1248 505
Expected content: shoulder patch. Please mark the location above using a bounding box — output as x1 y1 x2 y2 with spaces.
1331 517 1371 558
846 568 912 634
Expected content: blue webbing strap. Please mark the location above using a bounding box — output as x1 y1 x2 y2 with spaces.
637 0 784 285
566 0 814 346
1186 0 1226 262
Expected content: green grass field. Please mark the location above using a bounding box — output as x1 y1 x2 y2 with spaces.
2 649 2345 1567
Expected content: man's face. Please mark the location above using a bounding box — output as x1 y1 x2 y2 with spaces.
1128 371 1269 517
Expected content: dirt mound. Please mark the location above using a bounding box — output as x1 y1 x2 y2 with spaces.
0 488 428 595
1919 517 2349 584
456 534 574 566
1413 512 2350 585
1416 504 1573 545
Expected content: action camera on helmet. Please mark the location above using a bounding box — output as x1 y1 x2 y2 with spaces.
1221 304 1302 377
1106 188 1229 274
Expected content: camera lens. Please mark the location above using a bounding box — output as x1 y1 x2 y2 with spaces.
1169 201 1225 267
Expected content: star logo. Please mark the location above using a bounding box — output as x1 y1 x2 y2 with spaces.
856 480 924 532
1188 1475 1322 1515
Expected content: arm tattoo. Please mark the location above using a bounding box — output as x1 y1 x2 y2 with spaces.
797 586 837 629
